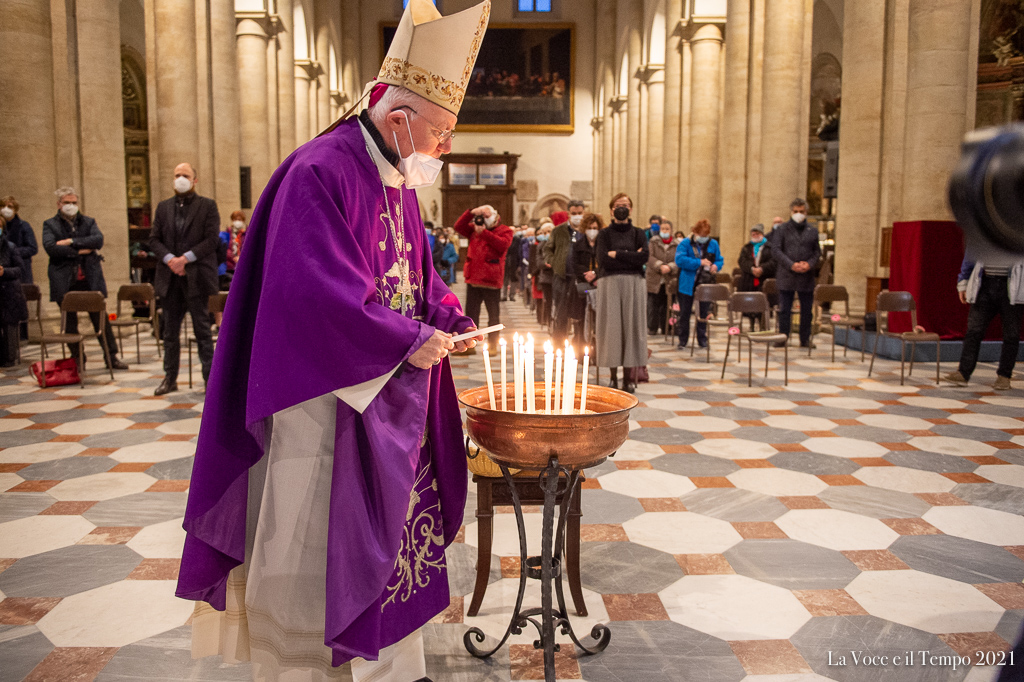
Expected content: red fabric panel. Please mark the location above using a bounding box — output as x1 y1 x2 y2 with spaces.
887 221 968 339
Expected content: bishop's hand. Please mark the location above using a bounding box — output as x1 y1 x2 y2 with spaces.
409 329 456 369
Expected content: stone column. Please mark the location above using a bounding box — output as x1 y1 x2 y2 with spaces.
210 0 241 214
295 61 312 143
677 37 692 224
194 0 215 193
719 0 751 264
266 27 280 168
341 0 362 105
315 13 331 134
0 0 58 279
833 0 886 311
276 0 296 157
687 24 722 227
76 0 131 293
619 0 643 203
744 0 766 228
662 0 683 222
758 0 805 224
308 66 320 139
153 0 200 195
899 0 973 220
643 65 666 216
595 0 616 206
236 15 271 203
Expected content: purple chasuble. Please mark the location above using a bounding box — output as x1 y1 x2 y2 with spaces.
175 117 472 665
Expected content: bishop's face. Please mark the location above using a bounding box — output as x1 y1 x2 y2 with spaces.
384 101 457 159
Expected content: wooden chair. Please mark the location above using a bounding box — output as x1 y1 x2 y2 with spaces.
466 442 587 619
109 283 158 364
187 292 228 388
720 291 789 386
690 284 731 362
868 291 941 385
811 284 865 362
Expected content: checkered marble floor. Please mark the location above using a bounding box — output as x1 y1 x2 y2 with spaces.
0 284 1022 682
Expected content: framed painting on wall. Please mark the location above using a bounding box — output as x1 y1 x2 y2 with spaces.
381 23 574 133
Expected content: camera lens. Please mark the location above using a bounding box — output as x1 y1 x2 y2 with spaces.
474 215 486 226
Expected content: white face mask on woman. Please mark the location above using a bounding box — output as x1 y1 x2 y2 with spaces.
0 207 14 221
585 229 598 241
232 220 244 230
393 112 443 189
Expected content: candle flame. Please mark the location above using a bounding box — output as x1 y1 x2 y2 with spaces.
584 346 589 355
484 342 489 351
499 338 507 346
543 340 552 353
555 349 562 358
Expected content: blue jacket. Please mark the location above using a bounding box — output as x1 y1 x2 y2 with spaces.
675 236 724 296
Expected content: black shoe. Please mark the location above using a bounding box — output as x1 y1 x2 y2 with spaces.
608 377 619 390
624 382 636 394
676 343 687 350
154 377 178 396
800 341 816 349
107 357 129 370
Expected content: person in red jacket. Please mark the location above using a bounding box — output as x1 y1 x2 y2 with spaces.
454 204 514 351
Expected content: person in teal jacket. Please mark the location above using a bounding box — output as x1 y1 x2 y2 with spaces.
675 219 724 349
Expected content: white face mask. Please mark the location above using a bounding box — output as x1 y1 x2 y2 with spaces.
569 214 583 227
0 207 13 221
232 220 244 230
792 212 806 223
61 203 79 218
174 176 194 194
660 231 671 239
585 229 598 240
393 112 444 189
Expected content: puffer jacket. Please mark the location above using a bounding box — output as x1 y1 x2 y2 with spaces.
453 210 513 289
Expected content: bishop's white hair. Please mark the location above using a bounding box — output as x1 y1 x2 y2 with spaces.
367 86 431 131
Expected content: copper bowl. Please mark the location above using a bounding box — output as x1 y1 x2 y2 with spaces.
458 384 639 470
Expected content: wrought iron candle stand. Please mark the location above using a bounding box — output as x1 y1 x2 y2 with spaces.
458 384 638 682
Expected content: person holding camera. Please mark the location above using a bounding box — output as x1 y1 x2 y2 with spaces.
675 219 724 349
454 204 513 349
595 193 648 392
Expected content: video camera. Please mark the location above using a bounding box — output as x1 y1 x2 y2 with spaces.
948 123 1024 262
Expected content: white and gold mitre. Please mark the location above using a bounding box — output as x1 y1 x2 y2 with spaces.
377 0 491 115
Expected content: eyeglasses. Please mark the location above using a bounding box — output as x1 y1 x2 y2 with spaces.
398 107 456 144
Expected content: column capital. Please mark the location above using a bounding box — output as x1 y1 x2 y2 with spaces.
236 12 279 39
678 20 724 43
331 90 349 106
591 116 604 130
636 63 665 84
295 59 323 80
609 95 627 113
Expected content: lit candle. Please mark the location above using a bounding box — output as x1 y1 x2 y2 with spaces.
513 333 522 413
543 341 553 414
554 349 562 414
562 346 577 415
580 346 590 413
525 336 536 414
499 338 507 411
483 343 496 410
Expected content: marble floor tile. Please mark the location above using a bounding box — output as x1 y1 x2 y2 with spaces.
729 427 811 445
580 541 683 595
900 395 968 410
18 456 117 481
666 415 742 432
110 440 196 463
818 396 885 410
611 440 665 461
853 466 957 494
0 493 56 524
845 569 1004 635
94 625 252 681
0 418 34 433
660 574 812 640
0 441 86 465
729 639 813 675
145 457 196 481
154 418 203 435
52 417 136 436
0 624 56 681
6 400 81 414
0 514 95 559
768 451 859 475
578 489 646 525
923 505 1024 546
83 492 188 527
36 579 193 647
724 539 860 590
973 464 1024 488
650 453 740 477
27 408 106 424
762 415 837 432
0 545 141 597
932 424 1018 443
908 436 998 458
598 470 696 499
623 512 743 555
801 437 888 459
952 482 1024 515
791 589 869 617
125 517 186 558
693 438 779 460
883 450 977 474
817 486 931 519
727 469 828 497
948 412 1024 430
47 472 156 502
832 424 913 443
99 400 172 414
775 509 899 551
463 512 545 558
856 413 935 431
80 430 163 449
680 488 789 522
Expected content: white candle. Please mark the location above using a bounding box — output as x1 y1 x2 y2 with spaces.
483 343 496 410
562 346 577 415
554 350 562 414
543 341 553 414
525 337 536 413
580 346 590 413
499 338 507 411
513 333 522 413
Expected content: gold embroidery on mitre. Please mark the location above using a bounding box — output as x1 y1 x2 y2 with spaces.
459 2 490 91
378 58 466 111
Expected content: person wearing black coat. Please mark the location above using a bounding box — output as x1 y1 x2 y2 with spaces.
42 188 127 369
149 162 222 395
503 231 522 301
772 198 821 347
1 197 38 284
737 224 777 330
0 221 29 366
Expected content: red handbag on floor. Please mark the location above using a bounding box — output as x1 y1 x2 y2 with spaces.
31 358 80 387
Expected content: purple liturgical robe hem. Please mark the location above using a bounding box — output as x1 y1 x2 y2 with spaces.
176 117 473 664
